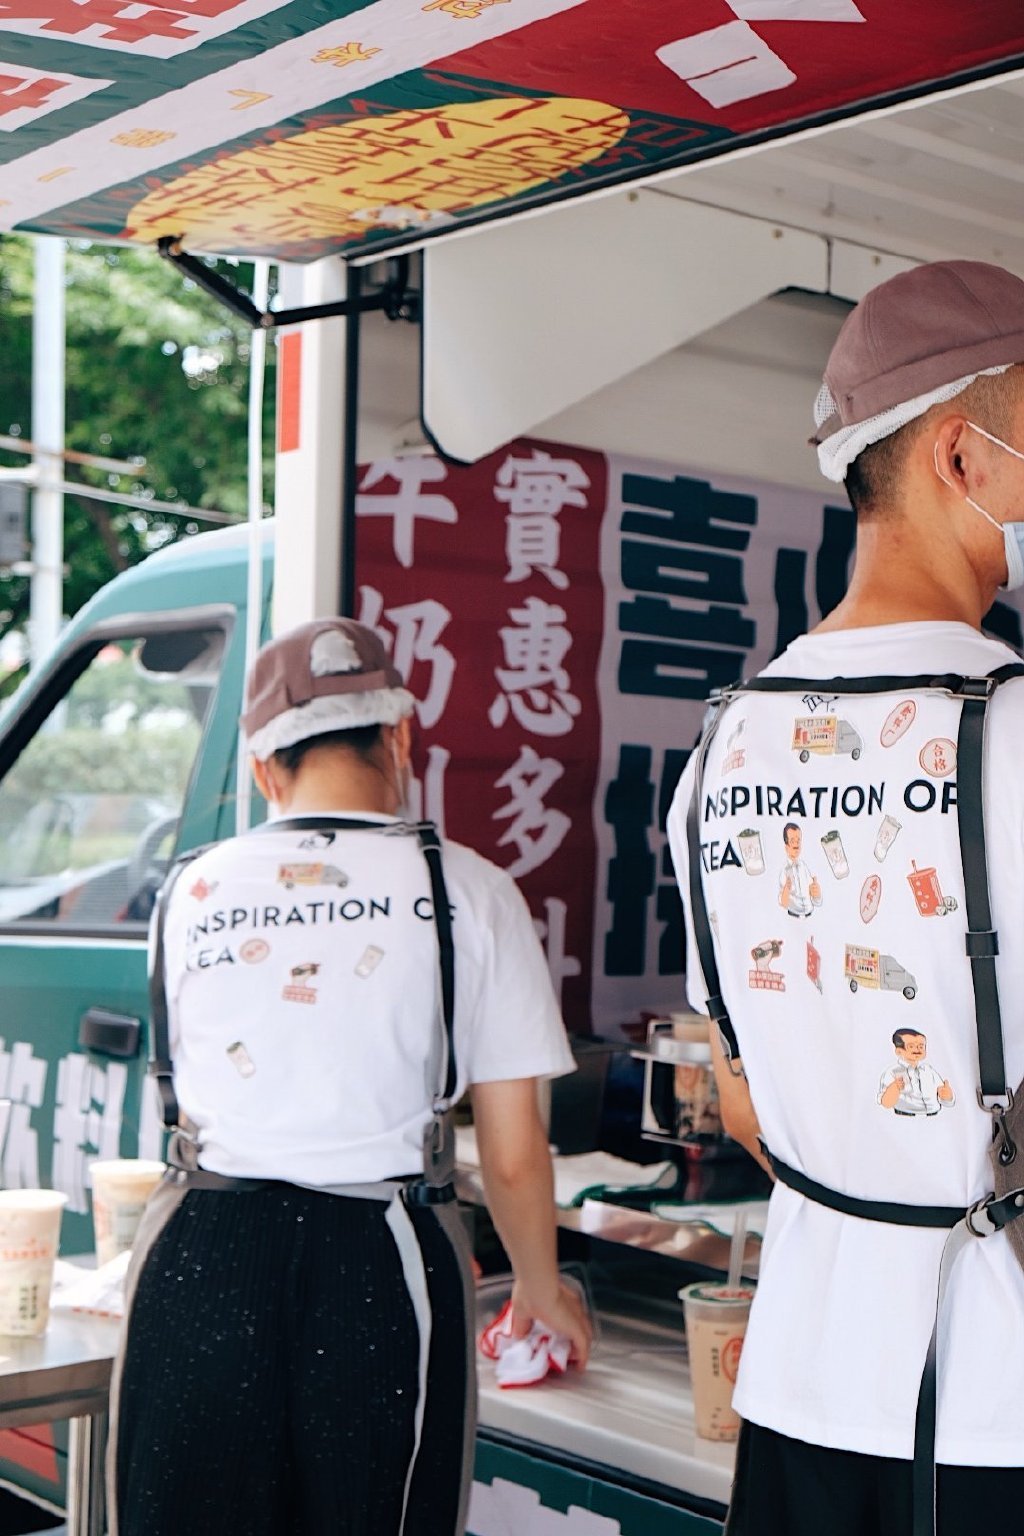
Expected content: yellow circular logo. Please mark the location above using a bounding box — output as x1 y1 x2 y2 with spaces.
124 97 629 255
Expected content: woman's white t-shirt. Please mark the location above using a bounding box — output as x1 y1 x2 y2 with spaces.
159 813 574 1187
668 623 1024 1467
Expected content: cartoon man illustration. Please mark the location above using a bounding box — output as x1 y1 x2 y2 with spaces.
878 1029 955 1116
778 823 822 917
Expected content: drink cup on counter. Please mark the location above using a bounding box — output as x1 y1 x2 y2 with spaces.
0 1189 67 1337
90 1159 165 1267
680 1282 755 1441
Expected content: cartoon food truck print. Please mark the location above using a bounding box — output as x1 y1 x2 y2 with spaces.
907 861 958 917
844 944 917 999
792 716 863 763
278 862 349 890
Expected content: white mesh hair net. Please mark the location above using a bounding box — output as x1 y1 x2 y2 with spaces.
815 365 1012 483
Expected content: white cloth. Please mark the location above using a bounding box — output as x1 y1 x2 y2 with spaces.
160 813 574 1186
667 622 1024 1467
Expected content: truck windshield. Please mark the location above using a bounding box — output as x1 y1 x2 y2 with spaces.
0 626 223 928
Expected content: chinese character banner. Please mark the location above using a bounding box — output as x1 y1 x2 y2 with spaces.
1 0 1022 261
356 441 1024 1037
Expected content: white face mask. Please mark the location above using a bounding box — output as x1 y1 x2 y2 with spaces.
934 421 1024 591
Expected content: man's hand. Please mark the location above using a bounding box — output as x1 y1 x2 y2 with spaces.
779 877 792 909
938 1080 953 1102
880 1077 904 1109
510 1279 592 1367
809 874 822 903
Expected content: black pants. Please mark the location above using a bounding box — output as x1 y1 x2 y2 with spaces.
727 1420 1024 1536
112 1185 473 1536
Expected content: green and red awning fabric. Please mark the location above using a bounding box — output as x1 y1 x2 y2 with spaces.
1 0 1023 261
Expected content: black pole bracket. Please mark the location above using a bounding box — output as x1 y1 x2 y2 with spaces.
156 239 418 329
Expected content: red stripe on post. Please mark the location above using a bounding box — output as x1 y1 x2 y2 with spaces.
277 331 302 454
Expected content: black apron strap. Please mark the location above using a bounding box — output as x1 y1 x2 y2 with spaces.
766 1152 964 1228
148 847 210 1132
685 698 741 1064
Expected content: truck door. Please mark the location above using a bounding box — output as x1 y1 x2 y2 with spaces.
0 609 233 1256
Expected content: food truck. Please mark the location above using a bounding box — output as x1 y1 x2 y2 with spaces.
3 4 1024 1532
844 944 918 999
791 716 864 762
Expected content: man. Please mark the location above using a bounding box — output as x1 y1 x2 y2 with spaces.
669 260 1024 1533
879 1029 955 1116
777 822 822 917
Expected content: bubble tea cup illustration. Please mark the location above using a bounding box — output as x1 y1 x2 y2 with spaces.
874 815 902 863
820 830 850 880
737 829 765 876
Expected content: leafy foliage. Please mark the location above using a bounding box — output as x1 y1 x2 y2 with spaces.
0 236 275 692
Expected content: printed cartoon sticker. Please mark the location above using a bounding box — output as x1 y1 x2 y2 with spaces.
737 828 765 876
190 877 218 901
239 938 270 964
919 738 957 778
227 1042 256 1079
873 815 902 863
278 862 349 890
723 719 746 774
749 939 785 992
878 1029 954 1115
845 944 917 999
801 692 839 714
299 831 337 850
806 936 822 993
355 945 385 978
792 715 863 763
820 830 849 880
283 962 321 1004
880 700 917 747
907 861 958 917
859 875 882 923
779 825 822 917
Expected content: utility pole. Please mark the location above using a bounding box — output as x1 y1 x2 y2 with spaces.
30 236 65 667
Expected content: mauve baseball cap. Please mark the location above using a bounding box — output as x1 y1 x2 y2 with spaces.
812 260 1024 444
242 618 412 758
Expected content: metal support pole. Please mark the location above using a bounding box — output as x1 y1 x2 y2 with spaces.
66 1411 107 1536
236 259 272 834
30 236 65 667
340 264 362 619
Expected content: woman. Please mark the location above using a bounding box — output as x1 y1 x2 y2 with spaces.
109 617 591 1536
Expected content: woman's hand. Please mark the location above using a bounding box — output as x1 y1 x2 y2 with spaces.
510 1278 593 1368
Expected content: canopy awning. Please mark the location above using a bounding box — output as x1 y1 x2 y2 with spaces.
2 0 1023 262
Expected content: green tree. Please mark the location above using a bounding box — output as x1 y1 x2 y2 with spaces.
0 237 275 693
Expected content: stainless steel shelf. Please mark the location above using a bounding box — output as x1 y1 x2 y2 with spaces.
456 1167 761 1277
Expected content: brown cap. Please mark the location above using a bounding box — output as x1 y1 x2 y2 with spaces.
813 260 1024 444
242 619 412 758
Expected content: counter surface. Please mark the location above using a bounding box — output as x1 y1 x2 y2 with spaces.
476 1304 735 1509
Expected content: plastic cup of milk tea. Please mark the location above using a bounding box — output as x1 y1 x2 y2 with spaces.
820 830 849 879
0 1190 68 1337
90 1160 165 1267
680 1282 755 1441
737 830 765 876
874 815 901 862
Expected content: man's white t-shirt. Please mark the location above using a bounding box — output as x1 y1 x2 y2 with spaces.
667 622 1024 1467
159 813 575 1187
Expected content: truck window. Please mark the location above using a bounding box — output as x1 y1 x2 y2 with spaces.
0 625 224 930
